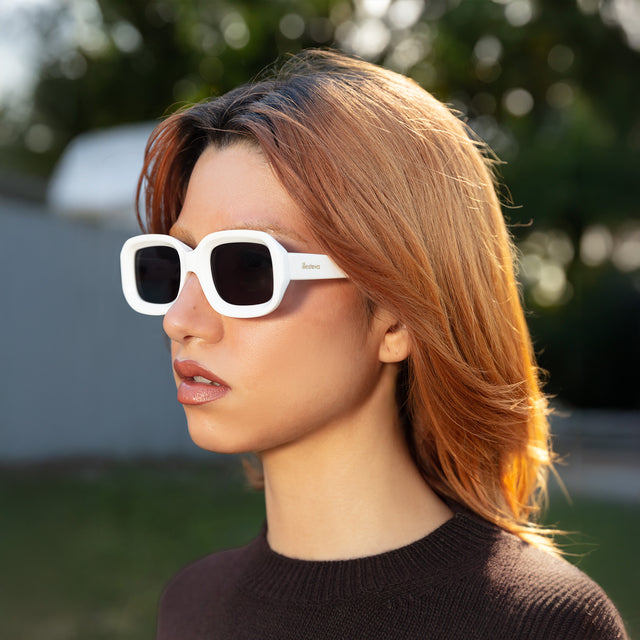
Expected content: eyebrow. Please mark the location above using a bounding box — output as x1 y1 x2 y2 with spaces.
232 222 307 244
169 225 197 247
169 221 307 247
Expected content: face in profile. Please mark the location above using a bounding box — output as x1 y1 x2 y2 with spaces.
162 143 400 456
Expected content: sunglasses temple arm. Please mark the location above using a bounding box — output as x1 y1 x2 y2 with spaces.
288 253 347 280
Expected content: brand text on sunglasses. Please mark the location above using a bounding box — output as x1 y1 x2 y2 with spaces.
301 262 321 269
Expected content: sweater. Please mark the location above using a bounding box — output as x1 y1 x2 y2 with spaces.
155 504 628 639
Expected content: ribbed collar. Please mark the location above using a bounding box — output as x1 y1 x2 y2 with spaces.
235 505 501 604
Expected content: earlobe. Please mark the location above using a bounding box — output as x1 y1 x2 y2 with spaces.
379 321 411 363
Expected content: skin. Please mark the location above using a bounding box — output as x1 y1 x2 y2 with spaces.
164 143 452 560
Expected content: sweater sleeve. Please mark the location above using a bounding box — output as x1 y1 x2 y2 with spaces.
530 577 628 640
495 540 630 640
572 592 629 640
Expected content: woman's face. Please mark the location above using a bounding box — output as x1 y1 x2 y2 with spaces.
163 143 396 455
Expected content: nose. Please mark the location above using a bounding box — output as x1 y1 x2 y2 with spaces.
163 272 224 345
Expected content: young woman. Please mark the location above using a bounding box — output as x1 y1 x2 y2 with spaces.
120 49 627 639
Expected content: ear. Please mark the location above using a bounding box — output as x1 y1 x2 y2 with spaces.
375 309 411 363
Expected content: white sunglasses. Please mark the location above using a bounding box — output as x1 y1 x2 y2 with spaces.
120 230 347 319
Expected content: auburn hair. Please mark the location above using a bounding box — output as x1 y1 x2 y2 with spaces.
137 49 557 553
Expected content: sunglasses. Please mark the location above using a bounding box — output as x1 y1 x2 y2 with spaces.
120 230 347 318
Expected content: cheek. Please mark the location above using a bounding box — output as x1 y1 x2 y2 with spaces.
171 282 382 454
243 284 377 404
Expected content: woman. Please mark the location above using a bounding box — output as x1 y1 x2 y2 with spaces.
120 50 627 639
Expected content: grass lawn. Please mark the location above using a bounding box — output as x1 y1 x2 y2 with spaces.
1 460 637 639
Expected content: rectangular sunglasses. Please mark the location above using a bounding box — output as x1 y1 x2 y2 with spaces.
120 229 347 319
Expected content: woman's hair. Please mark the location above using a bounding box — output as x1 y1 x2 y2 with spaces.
138 49 557 553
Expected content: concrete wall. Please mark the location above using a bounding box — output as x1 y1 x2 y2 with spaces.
0 199 204 461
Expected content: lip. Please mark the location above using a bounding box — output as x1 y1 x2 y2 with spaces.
173 359 230 405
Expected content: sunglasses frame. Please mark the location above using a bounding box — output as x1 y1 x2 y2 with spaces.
120 229 347 319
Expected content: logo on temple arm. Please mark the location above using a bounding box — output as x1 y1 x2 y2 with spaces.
301 262 321 269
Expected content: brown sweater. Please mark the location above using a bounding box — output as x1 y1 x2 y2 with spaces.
156 504 628 639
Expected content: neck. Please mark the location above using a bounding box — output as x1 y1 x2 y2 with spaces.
260 379 452 561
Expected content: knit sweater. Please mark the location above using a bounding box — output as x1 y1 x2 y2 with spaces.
156 504 628 639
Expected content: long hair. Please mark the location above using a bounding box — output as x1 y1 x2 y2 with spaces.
137 49 557 553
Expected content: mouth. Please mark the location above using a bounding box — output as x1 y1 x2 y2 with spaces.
173 359 230 405
174 359 229 386
192 375 222 386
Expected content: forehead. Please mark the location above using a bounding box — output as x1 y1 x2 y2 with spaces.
169 144 313 248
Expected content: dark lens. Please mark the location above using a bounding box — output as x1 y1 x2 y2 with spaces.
211 243 273 306
135 246 180 304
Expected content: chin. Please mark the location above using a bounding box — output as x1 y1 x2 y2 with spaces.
185 418 265 456
187 426 248 455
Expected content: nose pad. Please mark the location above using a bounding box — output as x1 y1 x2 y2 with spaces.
163 272 223 344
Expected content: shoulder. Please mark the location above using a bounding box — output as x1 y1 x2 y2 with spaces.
163 543 247 594
455 511 628 639
155 541 253 639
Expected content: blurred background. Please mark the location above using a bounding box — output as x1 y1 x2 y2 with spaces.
0 0 638 638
